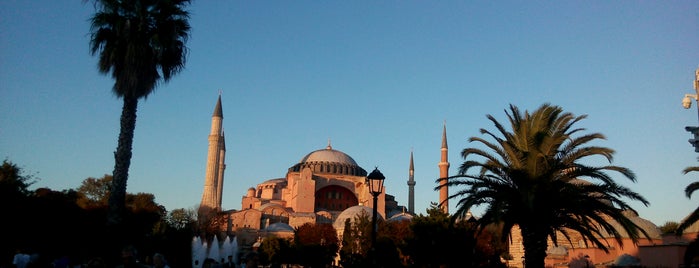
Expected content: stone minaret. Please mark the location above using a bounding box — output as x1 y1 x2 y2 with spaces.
438 122 449 214
199 94 226 216
407 149 415 214
215 130 226 208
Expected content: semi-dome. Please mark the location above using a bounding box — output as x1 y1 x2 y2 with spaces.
289 142 367 176
333 205 382 230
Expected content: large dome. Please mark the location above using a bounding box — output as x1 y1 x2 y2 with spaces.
288 143 367 176
300 143 358 165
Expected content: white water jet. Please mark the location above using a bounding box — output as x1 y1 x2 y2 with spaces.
231 236 239 264
208 235 220 263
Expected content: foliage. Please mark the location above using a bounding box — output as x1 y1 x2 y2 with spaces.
382 217 413 265
659 221 679 234
678 166 699 235
339 210 373 267
259 236 293 267
76 174 112 208
404 203 478 267
294 223 340 267
0 159 36 197
86 0 192 230
167 208 197 230
438 103 650 268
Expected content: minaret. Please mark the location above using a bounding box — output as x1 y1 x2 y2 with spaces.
407 149 415 214
199 94 225 216
438 121 450 214
215 130 226 209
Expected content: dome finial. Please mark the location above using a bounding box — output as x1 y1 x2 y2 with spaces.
327 138 332 150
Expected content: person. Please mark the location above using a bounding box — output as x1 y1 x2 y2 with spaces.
116 245 147 268
85 257 106 268
12 249 30 268
152 253 170 268
226 255 235 268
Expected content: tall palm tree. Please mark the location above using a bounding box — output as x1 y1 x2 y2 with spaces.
438 103 650 268
677 166 699 235
87 0 191 228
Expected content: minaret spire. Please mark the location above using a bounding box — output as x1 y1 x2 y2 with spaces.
407 148 416 214
438 121 450 214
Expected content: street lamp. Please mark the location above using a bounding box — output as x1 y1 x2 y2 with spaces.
366 167 385 252
682 67 699 152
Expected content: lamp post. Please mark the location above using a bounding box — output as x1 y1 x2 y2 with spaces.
366 167 385 257
681 67 699 152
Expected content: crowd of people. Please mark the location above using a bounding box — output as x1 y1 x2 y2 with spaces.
10 246 176 268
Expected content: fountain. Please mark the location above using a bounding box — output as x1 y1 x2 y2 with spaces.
192 235 240 266
208 235 220 263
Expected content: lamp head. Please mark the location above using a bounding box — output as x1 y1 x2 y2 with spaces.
684 95 692 109
367 167 385 195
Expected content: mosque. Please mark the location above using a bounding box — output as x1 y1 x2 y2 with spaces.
196 95 694 267
196 95 451 246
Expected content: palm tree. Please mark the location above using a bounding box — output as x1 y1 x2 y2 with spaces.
677 166 699 235
87 0 191 229
438 103 650 268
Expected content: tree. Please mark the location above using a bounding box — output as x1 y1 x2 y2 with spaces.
294 223 340 268
86 0 192 229
439 103 650 268
339 211 372 268
76 174 112 209
259 236 293 268
0 159 36 267
0 159 35 198
678 166 699 235
659 221 679 235
167 208 196 230
403 202 479 267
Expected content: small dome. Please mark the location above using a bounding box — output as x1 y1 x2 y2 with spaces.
333 205 382 230
265 222 294 233
388 212 414 222
246 188 256 197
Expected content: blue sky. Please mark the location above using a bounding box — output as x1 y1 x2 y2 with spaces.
1 1 697 226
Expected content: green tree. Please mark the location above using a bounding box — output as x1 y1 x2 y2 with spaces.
439 103 650 268
86 0 192 229
678 166 699 235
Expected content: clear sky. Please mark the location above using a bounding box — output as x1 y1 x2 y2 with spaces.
1 1 697 226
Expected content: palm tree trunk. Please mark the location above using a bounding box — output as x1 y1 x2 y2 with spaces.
107 95 139 231
520 224 548 268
